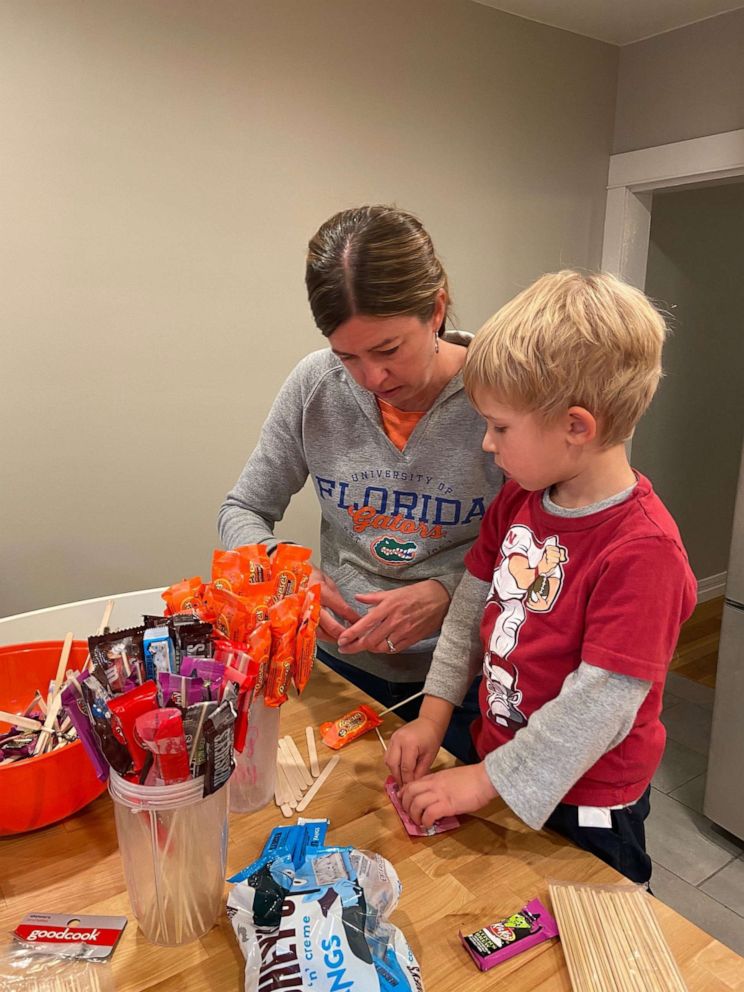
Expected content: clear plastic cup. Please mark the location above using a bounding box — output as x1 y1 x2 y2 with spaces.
229 697 280 814
109 771 228 945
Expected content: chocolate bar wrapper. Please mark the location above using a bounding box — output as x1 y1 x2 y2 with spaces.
88 627 146 691
182 700 217 777
460 899 559 971
203 699 235 796
171 617 214 669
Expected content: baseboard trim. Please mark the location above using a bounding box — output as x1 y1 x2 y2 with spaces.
698 572 727 604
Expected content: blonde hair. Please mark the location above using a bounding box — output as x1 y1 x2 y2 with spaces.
464 270 667 446
306 205 450 337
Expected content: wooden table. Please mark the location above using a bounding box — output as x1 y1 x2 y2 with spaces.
1 665 743 991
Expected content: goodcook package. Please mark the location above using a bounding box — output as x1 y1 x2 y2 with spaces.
227 826 424 992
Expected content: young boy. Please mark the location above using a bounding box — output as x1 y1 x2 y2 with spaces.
385 270 697 885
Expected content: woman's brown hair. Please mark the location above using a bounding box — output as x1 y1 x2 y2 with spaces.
305 205 450 337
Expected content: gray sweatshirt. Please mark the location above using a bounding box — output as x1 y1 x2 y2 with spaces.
218 335 503 681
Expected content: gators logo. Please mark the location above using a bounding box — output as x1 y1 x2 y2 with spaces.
370 536 417 565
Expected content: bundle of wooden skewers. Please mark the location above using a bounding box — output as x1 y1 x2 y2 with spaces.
549 880 688 992
0 602 114 765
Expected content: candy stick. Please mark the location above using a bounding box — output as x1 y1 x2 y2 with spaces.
33 690 48 716
378 690 424 717
305 725 320 777
374 726 387 752
0 712 43 732
284 735 313 788
296 755 340 812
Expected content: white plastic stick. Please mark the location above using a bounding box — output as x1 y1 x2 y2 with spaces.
296 756 340 812
305 725 320 777
83 599 115 672
374 726 387 752
284 735 313 787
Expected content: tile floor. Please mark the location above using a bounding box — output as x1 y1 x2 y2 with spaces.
649 670 744 955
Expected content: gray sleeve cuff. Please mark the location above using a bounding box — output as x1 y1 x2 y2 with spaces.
423 572 490 707
430 571 463 600
484 663 652 829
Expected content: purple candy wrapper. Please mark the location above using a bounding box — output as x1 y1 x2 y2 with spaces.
60 679 110 781
460 899 558 971
180 657 225 702
157 671 206 709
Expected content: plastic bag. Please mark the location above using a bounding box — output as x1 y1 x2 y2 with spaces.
228 833 424 992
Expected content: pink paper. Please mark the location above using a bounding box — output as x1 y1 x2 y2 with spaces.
385 775 461 836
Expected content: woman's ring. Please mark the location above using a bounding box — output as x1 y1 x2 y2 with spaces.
386 637 397 653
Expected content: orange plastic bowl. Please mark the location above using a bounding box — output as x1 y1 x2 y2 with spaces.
0 640 107 835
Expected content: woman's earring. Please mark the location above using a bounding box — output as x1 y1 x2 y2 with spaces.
434 334 440 354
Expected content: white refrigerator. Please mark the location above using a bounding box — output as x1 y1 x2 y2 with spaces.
704 445 744 841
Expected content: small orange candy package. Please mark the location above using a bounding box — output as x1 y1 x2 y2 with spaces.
162 577 206 617
293 585 321 695
271 545 312 601
265 592 303 707
320 704 382 750
203 585 250 641
236 544 271 584
211 549 253 596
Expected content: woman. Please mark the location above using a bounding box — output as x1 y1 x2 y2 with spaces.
218 205 502 760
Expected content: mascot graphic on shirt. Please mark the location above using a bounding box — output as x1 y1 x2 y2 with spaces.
484 525 568 729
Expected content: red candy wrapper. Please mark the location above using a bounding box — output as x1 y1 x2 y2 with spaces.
108 681 159 773
134 708 190 785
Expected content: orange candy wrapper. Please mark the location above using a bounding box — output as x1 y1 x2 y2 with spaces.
212 549 254 597
294 586 321 695
265 593 303 707
161 576 206 617
320 704 382 750
236 544 271 584
271 545 312 602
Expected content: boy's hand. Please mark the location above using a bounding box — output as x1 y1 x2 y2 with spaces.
385 716 445 787
399 764 498 827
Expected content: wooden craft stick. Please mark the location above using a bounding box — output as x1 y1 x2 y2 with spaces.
378 690 424 717
33 690 48 716
0 712 43 733
52 633 74 698
83 599 116 672
33 693 63 755
284 735 313 787
296 755 340 812
305 725 320 777
374 726 387 752
276 765 297 816
277 739 306 801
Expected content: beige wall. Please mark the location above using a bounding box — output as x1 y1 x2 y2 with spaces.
0 0 617 616
632 182 744 579
614 8 744 153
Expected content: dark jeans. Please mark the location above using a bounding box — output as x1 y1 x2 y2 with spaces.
316 647 480 764
544 787 653 885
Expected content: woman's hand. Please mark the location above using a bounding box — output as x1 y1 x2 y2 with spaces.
310 565 362 642
336 579 450 655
